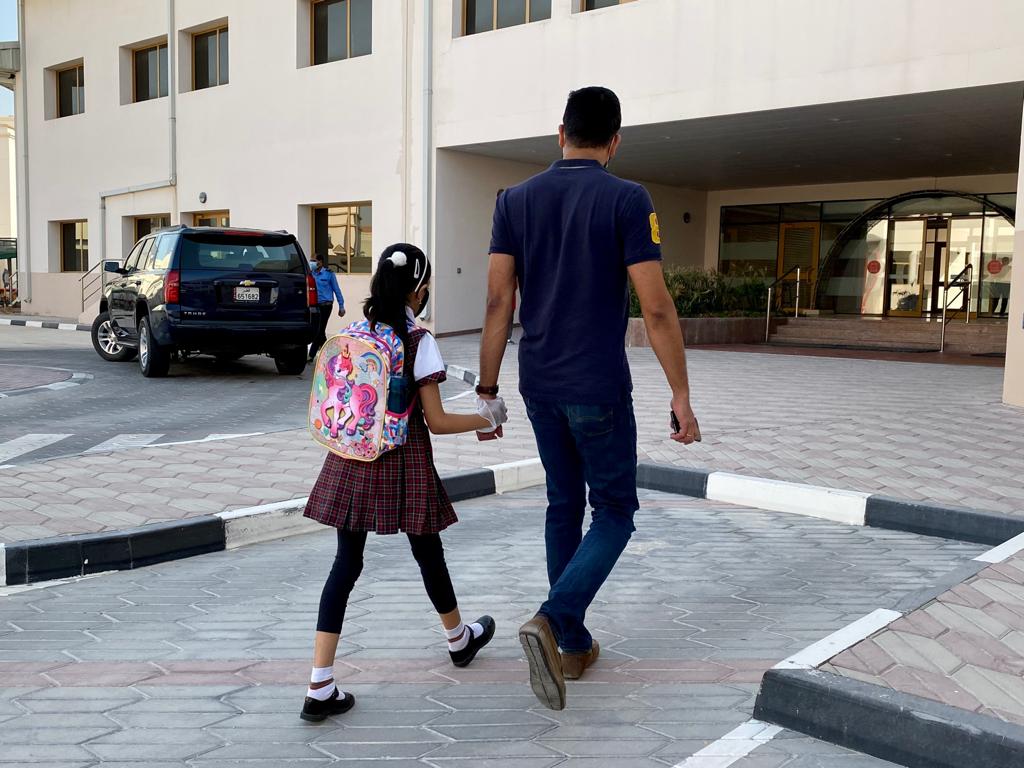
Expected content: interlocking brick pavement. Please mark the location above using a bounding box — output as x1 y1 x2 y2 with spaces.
3 338 1022 544
824 550 1024 727
0 489 978 765
0 363 71 393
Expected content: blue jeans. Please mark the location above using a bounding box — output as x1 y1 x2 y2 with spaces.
524 396 639 653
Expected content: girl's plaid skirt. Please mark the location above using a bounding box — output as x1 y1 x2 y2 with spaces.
303 332 457 535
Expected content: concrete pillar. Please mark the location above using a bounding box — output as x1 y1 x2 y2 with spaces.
1003 103 1024 406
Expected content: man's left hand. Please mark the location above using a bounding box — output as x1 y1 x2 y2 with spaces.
338 309 346 318
670 396 701 445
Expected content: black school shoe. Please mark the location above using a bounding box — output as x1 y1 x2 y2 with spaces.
300 688 356 722
449 616 496 668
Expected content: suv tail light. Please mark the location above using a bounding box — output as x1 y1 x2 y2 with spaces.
165 269 181 304
307 273 318 307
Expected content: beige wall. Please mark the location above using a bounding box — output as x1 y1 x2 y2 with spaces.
0 117 15 238
703 174 1018 269
22 272 84 317
432 0 1024 149
1003 115 1024 407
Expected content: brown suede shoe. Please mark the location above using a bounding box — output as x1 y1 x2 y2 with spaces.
518 614 566 711
562 640 600 680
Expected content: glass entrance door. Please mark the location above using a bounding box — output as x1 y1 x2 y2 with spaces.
777 222 820 310
886 219 927 316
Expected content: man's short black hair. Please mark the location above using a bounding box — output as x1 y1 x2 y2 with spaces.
562 87 622 149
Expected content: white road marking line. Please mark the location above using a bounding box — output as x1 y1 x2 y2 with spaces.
774 608 901 670
674 720 783 767
0 433 73 463
151 432 265 448
974 531 1024 564
443 389 477 402
85 434 164 453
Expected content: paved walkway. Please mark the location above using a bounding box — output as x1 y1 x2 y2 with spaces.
824 549 1024 728
0 489 981 766
0 363 72 394
3 339 1024 543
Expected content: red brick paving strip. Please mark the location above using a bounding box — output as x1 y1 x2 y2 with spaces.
0 364 71 393
824 549 1024 728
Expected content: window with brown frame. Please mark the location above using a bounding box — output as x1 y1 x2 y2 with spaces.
194 211 230 228
135 215 171 241
312 0 372 65
581 0 635 10
312 203 372 275
464 0 550 35
60 220 89 272
133 42 168 102
56 64 85 117
194 26 229 90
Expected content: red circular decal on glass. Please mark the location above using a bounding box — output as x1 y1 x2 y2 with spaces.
867 260 881 275
988 260 1003 275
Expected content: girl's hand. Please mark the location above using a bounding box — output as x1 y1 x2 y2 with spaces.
475 396 508 432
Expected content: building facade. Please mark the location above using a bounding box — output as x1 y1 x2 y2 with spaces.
14 0 1024 404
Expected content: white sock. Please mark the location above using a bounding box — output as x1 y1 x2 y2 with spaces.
446 622 484 652
307 665 336 701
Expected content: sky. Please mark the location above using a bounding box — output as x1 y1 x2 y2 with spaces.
0 1 16 116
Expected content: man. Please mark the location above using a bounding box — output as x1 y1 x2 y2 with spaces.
479 87 700 711
309 256 346 361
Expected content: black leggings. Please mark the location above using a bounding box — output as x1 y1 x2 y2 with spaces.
316 529 458 634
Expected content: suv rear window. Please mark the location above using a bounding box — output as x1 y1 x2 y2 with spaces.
180 233 305 273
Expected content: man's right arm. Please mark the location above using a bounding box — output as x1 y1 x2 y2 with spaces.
479 253 516 394
628 260 699 444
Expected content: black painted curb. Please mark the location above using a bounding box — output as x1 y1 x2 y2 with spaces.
443 364 479 386
0 318 89 332
754 668 1024 768
637 462 711 498
866 495 1024 546
441 468 496 502
2 468 500 586
4 517 225 586
633 462 1022 547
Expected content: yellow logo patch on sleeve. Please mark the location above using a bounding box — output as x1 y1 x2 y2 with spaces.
649 212 662 245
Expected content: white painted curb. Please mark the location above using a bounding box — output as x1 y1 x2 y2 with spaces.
706 472 869 526
975 530 1024 564
217 498 315 550
487 458 545 494
774 608 901 671
0 543 6 587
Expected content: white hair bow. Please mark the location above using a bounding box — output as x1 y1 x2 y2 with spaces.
388 252 408 267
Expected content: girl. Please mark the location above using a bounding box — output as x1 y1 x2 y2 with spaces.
300 243 508 722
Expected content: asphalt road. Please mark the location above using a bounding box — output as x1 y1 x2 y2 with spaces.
0 326 472 465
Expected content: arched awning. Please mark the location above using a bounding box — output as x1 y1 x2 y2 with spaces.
814 190 1016 307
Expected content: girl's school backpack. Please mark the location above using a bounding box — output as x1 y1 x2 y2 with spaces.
308 320 415 462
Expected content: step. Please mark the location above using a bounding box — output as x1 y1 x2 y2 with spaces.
769 339 941 353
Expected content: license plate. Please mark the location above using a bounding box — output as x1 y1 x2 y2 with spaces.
234 287 260 302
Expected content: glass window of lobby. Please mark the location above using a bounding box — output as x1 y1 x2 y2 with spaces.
61 221 89 272
194 26 229 90
135 215 171 241
134 42 168 102
312 203 372 275
717 192 1016 319
56 64 85 117
313 0 372 65
194 211 230 228
464 0 551 35
581 0 634 10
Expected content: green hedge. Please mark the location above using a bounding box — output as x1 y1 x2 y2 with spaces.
629 267 769 318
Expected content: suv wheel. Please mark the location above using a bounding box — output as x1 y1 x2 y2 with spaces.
274 346 307 376
138 316 171 378
91 312 137 362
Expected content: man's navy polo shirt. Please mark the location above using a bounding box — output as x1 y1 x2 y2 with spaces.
489 159 662 404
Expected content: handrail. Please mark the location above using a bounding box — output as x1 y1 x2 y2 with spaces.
765 264 815 342
79 260 105 312
940 263 973 352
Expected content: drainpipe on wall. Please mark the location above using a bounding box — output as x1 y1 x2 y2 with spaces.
17 0 29 302
421 0 433 321
98 0 178 289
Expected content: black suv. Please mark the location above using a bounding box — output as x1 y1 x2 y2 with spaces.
91 226 319 377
